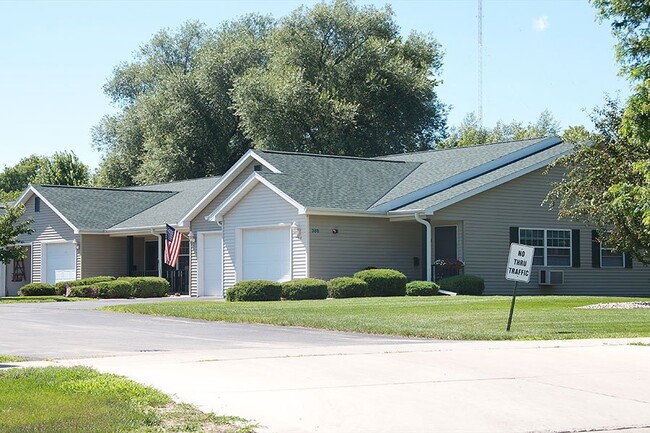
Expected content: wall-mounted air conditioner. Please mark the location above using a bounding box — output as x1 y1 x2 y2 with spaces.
539 269 564 286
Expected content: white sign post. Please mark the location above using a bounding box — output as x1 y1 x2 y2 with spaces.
505 243 535 331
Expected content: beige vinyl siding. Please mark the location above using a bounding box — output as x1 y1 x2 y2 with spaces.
222 183 307 290
309 216 422 281
80 235 127 278
189 239 198 296
19 195 78 283
432 167 649 296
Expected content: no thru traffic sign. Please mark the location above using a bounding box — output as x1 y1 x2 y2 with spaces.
505 243 535 283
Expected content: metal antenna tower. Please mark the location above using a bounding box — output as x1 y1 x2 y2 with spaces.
477 0 483 128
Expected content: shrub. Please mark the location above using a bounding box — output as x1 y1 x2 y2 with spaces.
405 281 439 296
95 280 134 299
281 278 328 300
18 283 56 296
437 275 485 295
68 285 98 298
226 280 282 301
55 276 115 293
327 277 368 298
120 277 169 298
352 269 407 297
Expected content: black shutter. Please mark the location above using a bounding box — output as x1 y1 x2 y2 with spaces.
571 229 580 268
510 227 519 244
624 253 633 269
591 230 601 268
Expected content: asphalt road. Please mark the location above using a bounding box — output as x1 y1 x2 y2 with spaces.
1 299 649 433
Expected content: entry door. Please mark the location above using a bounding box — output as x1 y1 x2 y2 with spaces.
201 232 223 297
434 226 458 280
145 241 158 276
45 242 76 283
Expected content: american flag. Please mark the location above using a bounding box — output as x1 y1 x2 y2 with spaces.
164 224 182 268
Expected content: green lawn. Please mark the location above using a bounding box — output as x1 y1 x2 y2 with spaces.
0 296 87 303
105 296 650 340
0 366 255 433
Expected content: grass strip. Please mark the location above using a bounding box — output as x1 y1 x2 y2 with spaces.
0 296 88 303
0 355 27 363
104 295 650 340
0 366 255 433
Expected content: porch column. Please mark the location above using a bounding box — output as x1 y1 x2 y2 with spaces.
414 214 432 281
158 234 164 278
126 236 134 277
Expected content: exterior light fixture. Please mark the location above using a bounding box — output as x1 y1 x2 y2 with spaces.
291 222 301 238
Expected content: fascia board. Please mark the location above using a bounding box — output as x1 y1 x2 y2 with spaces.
303 208 390 218
26 186 81 234
207 173 306 222
373 136 563 212
177 150 281 226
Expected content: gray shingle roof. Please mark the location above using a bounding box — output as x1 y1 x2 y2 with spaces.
35 185 176 232
372 137 548 208
392 140 573 212
254 150 420 210
110 176 220 230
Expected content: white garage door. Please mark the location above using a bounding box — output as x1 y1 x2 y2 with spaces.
45 242 76 284
242 227 291 282
201 232 223 297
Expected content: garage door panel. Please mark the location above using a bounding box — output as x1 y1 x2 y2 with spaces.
45 243 76 284
202 233 222 297
242 228 290 282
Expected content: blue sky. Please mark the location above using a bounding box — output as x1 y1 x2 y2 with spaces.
0 0 630 170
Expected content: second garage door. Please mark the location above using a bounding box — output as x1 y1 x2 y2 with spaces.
242 227 291 282
45 242 76 284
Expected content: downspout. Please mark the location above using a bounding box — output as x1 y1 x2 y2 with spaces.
414 213 432 281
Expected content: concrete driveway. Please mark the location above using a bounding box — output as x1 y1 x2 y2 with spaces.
1 299 649 433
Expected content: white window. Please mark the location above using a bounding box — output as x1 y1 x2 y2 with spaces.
601 245 625 268
519 228 571 267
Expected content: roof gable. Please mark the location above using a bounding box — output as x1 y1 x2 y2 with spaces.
30 185 176 232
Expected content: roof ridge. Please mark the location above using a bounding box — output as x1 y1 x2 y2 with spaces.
35 184 180 194
378 136 553 159
256 149 412 164
131 175 222 188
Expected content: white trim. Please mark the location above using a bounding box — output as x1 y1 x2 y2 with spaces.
389 150 570 216
17 186 80 234
0 259 5 297
304 208 389 218
178 150 281 226
236 224 293 283
207 173 305 222
40 239 78 284
197 231 223 297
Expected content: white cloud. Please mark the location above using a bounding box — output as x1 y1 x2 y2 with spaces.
533 16 549 32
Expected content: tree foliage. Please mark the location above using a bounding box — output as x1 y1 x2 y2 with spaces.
545 1 650 263
0 204 33 264
0 153 89 202
94 1 447 186
439 109 561 148
232 0 446 156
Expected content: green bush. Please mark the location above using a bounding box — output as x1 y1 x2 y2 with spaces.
327 277 368 298
95 280 134 299
68 285 98 298
437 275 485 295
119 277 169 298
18 283 56 296
352 269 407 297
55 276 115 293
281 278 328 300
226 280 282 302
405 281 439 296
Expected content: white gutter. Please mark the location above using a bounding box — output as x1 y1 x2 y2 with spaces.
414 213 432 282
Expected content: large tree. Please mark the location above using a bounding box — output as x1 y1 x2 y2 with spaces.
0 155 45 202
94 1 448 186
0 204 33 265
546 0 650 263
232 0 446 156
